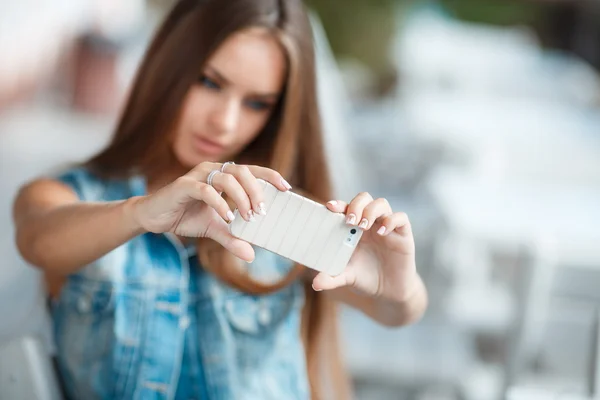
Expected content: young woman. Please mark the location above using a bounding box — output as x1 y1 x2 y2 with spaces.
13 0 427 399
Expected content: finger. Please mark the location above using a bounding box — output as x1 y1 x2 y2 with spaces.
211 173 253 221
180 178 235 222
311 270 355 291
205 219 256 262
361 198 393 230
325 199 348 213
186 162 220 181
346 192 373 227
226 164 266 217
247 165 292 192
376 211 411 236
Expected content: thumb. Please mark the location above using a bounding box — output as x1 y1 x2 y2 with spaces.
311 270 354 291
205 219 255 263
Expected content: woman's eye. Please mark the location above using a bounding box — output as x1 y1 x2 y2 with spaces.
199 76 220 90
245 100 271 111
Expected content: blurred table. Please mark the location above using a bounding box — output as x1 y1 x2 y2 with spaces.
508 387 591 400
340 306 478 388
429 169 600 398
405 94 600 186
428 169 600 268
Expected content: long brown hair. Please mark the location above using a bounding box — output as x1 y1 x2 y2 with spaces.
85 0 350 398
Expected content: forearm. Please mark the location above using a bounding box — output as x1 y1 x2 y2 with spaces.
16 197 145 275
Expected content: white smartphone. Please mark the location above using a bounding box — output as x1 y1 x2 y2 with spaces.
228 180 363 276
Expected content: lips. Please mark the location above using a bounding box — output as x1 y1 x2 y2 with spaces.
192 136 227 156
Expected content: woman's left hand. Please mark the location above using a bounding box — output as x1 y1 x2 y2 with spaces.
311 192 420 303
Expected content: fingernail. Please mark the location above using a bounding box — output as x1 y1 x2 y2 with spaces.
312 284 323 292
227 211 235 221
281 178 292 190
258 202 267 215
346 214 356 225
327 200 338 207
359 218 368 229
247 210 256 221
377 226 386 235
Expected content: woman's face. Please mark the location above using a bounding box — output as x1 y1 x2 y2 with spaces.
172 28 287 167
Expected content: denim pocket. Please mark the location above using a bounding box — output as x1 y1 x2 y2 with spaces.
220 284 308 398
53 280 116 399
59 281 114 315
223 290 295 336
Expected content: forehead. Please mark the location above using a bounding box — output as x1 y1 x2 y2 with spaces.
206 28 287 95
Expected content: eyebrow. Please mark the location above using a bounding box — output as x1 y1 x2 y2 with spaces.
205 65 280 100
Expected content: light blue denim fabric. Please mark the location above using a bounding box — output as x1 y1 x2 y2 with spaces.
50 167 310 400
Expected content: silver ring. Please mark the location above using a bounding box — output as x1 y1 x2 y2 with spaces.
206 169 220 187
220 161 235 173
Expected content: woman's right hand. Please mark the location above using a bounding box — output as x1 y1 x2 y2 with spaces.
130 162 292 262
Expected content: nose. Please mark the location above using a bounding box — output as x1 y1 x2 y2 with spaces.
209 96 240 135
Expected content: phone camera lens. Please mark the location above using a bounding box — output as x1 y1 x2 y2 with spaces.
350 228 357 234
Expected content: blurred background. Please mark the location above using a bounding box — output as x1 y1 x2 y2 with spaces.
1 1 600 399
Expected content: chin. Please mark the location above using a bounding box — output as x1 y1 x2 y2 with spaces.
172 151 203 169
184 151 224 167
173 143 233 168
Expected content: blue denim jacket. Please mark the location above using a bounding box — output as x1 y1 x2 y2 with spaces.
51 168 310 400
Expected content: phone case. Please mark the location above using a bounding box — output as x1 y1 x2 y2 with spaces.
228 180 363 276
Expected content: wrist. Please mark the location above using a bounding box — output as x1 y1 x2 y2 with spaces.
397 271 423 303
122 196 147 236
384 268 422 304
377 272 427 326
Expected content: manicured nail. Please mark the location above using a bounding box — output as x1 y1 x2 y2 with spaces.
258 202 267 215
346 214 356 225
359 218 368 229
227 211 235 221
377 226 386 235
312 284 323 292
247 210 256 221
281 178 292 190
327 200 338 207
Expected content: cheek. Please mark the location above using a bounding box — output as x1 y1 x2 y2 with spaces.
176 88 210 136
172 88 210 161
236 110 273 144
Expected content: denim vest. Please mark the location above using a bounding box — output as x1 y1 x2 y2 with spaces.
51 168 309 400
